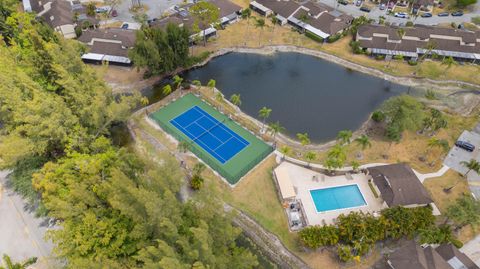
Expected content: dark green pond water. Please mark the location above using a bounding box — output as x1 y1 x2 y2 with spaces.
145 52 409 142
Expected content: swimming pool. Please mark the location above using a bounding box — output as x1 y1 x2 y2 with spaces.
310 184 367 213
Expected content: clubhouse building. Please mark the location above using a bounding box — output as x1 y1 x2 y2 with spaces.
250 0 353 39
356 24 480 63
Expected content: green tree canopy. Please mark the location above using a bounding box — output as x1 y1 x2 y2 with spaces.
380 95 425 141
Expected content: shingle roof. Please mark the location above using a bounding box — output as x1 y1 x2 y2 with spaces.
436 244 480 269
367 163 433 207
388 241 452 269
209 0 242 18
78 29 136 57
256 0 301 18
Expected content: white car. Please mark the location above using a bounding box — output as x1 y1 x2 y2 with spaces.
394 12 408 18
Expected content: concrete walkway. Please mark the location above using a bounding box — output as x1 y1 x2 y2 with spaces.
461 234 480 267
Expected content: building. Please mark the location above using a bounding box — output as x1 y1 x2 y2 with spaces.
356 24 480 63
78 28 136 65
387 240 479 269
151 0 242 43
250 0 353 39
25 0 97 39
366 163 434 208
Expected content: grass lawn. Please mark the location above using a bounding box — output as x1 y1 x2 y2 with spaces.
194 18 480 86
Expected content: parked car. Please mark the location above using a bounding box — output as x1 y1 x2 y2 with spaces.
438 12 449 16
394 12 408 18
455 141 475 152
360 6 371 12
338 0 349 5
421 12 432 17
356 0 362 6
451 10 463 16
379 3 386 10
95 6 110 13
121 23 129 29
111 9 118 17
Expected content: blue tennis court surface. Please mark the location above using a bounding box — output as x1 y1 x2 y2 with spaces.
310 184 367 212
170 106 250 164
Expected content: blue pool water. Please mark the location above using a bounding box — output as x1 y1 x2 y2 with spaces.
310 184 367 212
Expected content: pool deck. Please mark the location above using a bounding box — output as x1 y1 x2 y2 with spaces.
279 162 386 226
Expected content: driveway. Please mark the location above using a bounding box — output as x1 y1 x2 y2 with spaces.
0 171 57 268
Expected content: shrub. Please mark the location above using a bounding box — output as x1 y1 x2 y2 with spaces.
190 174 204 190
451 238 464 248
472 16 480 25
349 40 363 54
305 31 324 43
375 55 385 60
299 225 339 248
408 60 418 65
75 26 82 38
371 110 385 122
424 89 437 100
337 245 354 262
327 33 342 43
393 55 404 60
456 0 476 8
406 21 414 27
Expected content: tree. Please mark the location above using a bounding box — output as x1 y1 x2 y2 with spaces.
258 107 272 132
241 8 252 45
426 137 449 157
445 195 480 229
162 84 172 96
418 225 453 244
230 94 241 107
304 151 317 167
270 16 278 44
354 135 371 150
192 80 202 87
456 0 476 8
268 121 285 141
441 56 457 74
254 18 266 46
191 162 206 190
299 225 339 248
178 140 190 153
351 161 360 172
296 133 310 147
207 79 216 92
172 75 183 90
279 145 291 159
0 255 37 269
190 1 220 46
460 159 480 177
324 144 347 171
380 95 425 141
337 130 353 145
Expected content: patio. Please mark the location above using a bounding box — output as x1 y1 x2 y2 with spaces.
274 162 386 226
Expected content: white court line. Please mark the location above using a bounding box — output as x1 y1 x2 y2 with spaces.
171 118 227 163
213 136 234 151
193 106 249 146
184 115 205 129
194 122 224 144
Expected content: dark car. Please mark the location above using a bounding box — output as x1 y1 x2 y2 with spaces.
451 10 463 16
111 9 118 17
438 12 449 16
360 6 371 12
121 23 129 29
421 12 432 17
338 0 349 5
356 0 362 6
455 141 475 152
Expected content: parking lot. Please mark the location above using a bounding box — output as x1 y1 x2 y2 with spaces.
443 130 480 198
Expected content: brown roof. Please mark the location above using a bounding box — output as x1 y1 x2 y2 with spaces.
42 0 74 28
308 12 351 35
436 244 480 269
367 163 433 207
78 28 136 57
389 241 452 269
357 24 480 55
256 0 301 18
209 0 242 17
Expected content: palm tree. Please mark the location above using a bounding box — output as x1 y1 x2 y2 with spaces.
270 16 278 44
207 79 216 93
255 18 266 46
305 151 317 167
172 75 183 90
351 161 360 172
268 121 285 141
258 106 272 132
337 130 353 145
230 94 241 107
162 84 172 96
0 255 37 269
354 134 371 150
279 145 291 160
241 8 252 45
460 159 480 177
441 56 457 75
296 132 310 146
387 28 405 67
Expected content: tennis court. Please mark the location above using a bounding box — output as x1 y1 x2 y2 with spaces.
170 106 249 164
150 94 273 185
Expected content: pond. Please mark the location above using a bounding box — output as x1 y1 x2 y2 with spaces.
147 52 410 142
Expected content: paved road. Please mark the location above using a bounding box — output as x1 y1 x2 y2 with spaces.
114 0 184 22
0 171 56 268
317 0 480 26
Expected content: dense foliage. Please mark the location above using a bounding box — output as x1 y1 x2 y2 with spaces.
1 6 260 268
299 206 446 261
129 24 190 76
